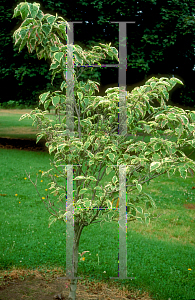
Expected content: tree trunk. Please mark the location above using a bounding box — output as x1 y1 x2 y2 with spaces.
60 221 85 300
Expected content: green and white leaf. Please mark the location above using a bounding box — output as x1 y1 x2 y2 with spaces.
78 188 88 196
107 153 115 162
150 162 161 172
136 183 142 193
39 91 50 104
54 52 64 63
52 96 60 106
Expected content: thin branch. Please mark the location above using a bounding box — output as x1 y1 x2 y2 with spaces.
25 171 65 216
75 66 85 80
25 171 58 216
48 174 66 192
73 99 81 140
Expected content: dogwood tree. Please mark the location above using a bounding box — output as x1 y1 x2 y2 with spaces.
12 2 195 299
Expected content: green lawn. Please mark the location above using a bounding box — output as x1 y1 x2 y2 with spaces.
0 109 57 139
0 147 195 300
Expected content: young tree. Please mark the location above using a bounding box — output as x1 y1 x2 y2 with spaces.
12 2 195 299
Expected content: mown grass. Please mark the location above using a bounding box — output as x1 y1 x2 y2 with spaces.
0 109 57 139
0 146 195 300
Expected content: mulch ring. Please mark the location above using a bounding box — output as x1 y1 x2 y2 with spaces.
0 268 155 300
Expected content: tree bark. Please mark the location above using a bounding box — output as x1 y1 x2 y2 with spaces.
60 220 85 300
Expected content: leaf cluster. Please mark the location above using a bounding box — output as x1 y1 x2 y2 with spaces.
14 2 195 228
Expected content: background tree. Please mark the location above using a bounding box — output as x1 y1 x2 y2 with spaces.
1 0 195 106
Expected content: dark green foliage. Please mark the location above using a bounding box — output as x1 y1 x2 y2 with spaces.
1 0 195 107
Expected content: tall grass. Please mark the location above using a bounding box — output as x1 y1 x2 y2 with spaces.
0 147 195 300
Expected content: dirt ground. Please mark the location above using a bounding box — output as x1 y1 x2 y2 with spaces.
0 267 155 300
0 136 48 152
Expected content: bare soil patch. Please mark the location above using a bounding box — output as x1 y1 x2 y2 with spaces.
0 268 155 300
0 137 47 152
183 203 195 210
